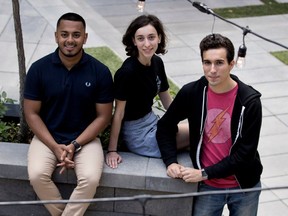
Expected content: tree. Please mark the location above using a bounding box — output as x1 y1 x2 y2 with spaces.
11 0 30 143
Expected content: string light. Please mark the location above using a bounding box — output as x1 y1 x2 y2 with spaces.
137 0 145 12
236 28 248 68
236 44 247 68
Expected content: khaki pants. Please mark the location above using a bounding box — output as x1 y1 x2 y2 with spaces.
28 136 104 216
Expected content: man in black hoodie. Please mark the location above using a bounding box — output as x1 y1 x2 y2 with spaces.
156 33 263 216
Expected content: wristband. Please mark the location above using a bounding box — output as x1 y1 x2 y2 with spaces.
71 140 82 152
201 168 208 180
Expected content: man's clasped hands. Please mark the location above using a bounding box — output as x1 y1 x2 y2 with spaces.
54 144 76 174
167 163 203 183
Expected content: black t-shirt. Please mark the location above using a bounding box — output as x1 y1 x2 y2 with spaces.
114 55 169 121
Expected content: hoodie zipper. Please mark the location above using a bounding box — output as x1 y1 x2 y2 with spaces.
196 86 207 169
230 105 245 189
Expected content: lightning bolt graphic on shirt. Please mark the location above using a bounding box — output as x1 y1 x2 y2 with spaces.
207 107 230 142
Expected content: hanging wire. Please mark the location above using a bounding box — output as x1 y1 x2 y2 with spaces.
211 15 216 35
188 1 288 50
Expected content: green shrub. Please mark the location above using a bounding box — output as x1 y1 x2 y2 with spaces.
0 91 20 142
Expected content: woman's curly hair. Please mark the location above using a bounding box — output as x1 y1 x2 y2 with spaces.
122 14 167 57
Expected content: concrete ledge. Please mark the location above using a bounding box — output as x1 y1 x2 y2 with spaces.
0 142 197 215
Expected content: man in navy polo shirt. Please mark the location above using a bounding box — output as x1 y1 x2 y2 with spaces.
24 12 114 216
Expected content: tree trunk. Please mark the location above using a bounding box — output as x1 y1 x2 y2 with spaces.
11 0 30 143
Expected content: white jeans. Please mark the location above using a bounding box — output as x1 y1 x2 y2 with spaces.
28 136 104 216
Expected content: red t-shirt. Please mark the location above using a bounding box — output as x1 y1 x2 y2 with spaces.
201 85 239 188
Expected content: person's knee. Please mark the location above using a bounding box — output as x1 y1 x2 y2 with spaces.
29 169 51 186
78 173 101 189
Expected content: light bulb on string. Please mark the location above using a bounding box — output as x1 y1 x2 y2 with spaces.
236 44 247 68
137 0 145 12
236 27 249 69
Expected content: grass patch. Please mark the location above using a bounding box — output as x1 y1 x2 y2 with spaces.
213 0 288 18
270 51 288 65
168 79 179 93
85 46 123 75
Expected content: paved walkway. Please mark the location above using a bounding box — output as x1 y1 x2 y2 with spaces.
0 0 288 215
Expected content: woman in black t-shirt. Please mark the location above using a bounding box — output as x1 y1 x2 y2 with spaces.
106 14 189 168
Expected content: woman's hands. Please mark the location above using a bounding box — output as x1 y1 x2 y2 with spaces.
106 151 122 169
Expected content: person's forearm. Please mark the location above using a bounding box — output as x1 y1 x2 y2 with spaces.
76 114 111 146
108 101 125 151
159 90 173 110
156 118 179 166
108 117 122 151
26 114 58 150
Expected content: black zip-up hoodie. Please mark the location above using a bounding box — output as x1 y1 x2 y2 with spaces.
156 74 263 189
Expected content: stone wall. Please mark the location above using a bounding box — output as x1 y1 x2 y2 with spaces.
0 142 197 216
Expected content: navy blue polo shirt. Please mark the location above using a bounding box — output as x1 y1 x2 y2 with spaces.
24 48 114 144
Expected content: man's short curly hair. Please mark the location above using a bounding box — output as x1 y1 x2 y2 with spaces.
200 33 235 63
57 12 86 30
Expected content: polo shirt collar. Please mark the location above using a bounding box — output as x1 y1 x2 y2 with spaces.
51 48 89 66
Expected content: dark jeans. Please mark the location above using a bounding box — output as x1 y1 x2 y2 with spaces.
192 181 261 216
